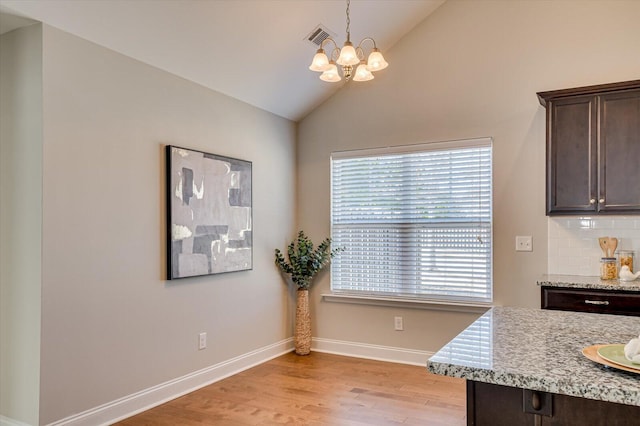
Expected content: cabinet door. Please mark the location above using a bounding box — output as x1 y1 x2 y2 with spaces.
598 89 640 212
546 96 598 214
468 381 640 426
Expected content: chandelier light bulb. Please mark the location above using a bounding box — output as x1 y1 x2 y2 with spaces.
309 49 330 72
353 62 374 82
319 62 341 82
336 42 360 66
366 48 388 72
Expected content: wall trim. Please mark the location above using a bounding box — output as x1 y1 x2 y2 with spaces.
46 338 294 426
44 337 431 425
311 337 434 367
0 415 32 426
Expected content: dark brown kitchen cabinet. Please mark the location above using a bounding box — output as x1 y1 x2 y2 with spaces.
467 381 640 426
541 286 640 317
537 80 640 215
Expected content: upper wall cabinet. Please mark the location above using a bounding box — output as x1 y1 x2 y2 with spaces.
538 80 640 215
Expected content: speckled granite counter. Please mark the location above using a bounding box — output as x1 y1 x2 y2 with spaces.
538 274 640 292
427 306 640 406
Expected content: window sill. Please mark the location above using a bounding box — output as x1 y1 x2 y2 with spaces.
321 293 493 314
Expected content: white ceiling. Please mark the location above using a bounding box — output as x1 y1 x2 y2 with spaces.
0 0 444 121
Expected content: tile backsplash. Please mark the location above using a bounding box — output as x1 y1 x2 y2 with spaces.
548 217 640 276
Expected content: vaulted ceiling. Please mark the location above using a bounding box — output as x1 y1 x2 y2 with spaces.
0 0 444 121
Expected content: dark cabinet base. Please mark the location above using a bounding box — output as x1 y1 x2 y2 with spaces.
467 381 640 426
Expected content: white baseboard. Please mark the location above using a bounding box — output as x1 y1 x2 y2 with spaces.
43 337 431 425
1 415 32 426
46 338 294 426
311 337 434 367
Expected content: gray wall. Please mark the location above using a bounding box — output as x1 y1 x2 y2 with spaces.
298 0 640 352
0 24 43 426
1 24 297 424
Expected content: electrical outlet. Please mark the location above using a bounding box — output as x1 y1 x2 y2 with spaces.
198 332 207 350
515 236 533 252
394 316 404 331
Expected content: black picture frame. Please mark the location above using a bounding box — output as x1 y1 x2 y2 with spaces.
166 145 252 279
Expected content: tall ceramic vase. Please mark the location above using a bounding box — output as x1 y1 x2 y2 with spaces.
294 289 311 355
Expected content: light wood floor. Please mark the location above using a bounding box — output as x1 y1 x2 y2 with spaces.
115 351 466 425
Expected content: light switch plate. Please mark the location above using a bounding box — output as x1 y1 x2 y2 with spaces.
516 236 533 252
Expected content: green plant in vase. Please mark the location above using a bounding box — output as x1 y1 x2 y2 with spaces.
275 230 343 355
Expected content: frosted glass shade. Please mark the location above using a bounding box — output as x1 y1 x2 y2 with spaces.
319 63 341 82
353 63 374 82
308 49 330 72
366 49 388 71
336 42 360 66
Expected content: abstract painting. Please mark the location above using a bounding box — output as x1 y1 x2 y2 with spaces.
166 145 252 279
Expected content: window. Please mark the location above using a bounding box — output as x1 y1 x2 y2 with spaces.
330 138 492 303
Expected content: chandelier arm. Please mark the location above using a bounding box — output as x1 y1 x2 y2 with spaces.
320 37 340 53
356 37 378 50
330 46 341 62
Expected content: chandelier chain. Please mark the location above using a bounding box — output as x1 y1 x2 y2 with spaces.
346 0 351 39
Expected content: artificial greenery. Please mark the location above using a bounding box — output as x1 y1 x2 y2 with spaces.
274 230 343 290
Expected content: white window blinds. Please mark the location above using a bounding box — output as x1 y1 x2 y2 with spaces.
331 138 492 303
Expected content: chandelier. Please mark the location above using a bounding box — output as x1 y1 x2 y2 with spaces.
308 0 388 82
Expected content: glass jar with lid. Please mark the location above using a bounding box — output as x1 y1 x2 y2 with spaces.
617 250 635 272
600 257 618 280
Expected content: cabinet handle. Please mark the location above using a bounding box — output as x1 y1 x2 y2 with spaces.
589 198 596 204
599 198 605 203
585 299 609 306
531 392 541 410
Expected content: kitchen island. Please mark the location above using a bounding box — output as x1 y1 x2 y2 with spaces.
427 307 640 425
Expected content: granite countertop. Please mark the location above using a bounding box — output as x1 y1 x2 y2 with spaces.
427 306 640 406
538 274 640 292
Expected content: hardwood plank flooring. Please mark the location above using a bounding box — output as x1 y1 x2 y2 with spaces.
115 352 466 425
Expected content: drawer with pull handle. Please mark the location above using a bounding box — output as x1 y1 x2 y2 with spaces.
541 286 640 316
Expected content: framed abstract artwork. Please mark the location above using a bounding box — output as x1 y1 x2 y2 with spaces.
166 145 252 279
